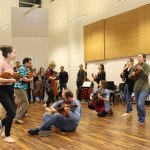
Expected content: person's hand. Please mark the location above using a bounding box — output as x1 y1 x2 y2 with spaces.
131 71 136 77
90 95 93 100
64 106 70 113
51 107 57 113
8 78 16 83
137 65 142 70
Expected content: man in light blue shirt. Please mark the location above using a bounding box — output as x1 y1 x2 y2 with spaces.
28 90 82 136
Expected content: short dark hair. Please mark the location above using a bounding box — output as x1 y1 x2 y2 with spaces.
64 90 73 99
23 57 31 65
0 45 13 58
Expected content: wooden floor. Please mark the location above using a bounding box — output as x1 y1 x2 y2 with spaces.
1 102 150 150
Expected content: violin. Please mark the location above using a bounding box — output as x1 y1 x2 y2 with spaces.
1 72 20 81
53 103 78 117
133 63 143 80
91 91 106 102
25 72 33 79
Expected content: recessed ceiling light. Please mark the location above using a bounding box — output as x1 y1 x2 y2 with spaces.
119 0 126 2
68 15 87 23
0 24 9 31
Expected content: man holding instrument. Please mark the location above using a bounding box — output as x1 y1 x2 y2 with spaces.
129 53 150 126
13 57 33 124
28 90 82 136
88 80 113 117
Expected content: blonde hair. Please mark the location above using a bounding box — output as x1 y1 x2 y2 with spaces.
48 61 56 69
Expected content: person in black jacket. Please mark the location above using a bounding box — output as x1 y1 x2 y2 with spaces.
92 64 106 86
120 58 134 117
76 64 87 100
58 66 68 97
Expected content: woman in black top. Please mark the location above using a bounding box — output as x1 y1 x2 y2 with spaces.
92 64 106 85
121 58 134 117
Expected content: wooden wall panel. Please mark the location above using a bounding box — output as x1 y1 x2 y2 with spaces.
105 9 139 59
84 20 104 62
139 3 150 54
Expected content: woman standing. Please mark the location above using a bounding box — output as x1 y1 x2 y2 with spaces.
92 64 106 86
0 46 17 143
121 58 134 116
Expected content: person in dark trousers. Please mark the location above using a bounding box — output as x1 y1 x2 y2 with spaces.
58 66 68 98
0 45 17 143
76 64 87 100
129 53 150 126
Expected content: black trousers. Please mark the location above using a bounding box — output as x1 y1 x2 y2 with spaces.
46 90 54 107
0 85 16 136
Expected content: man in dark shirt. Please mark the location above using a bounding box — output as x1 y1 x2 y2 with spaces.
58 66 69 97
76 64 87 100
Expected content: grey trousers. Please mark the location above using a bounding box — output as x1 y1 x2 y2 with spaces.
14 89 29 121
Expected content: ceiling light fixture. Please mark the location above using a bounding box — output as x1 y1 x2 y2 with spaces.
23 4 39 15
118 0 126 2
0 24 9 31
68 15 87 23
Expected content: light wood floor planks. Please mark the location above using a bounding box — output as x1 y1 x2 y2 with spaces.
1 102 150 150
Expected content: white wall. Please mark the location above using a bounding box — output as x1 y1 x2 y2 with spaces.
0 0 49 70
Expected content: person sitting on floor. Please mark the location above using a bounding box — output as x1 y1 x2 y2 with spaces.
27 90 82 136
88 80 113 117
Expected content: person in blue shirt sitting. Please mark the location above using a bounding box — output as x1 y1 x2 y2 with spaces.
88 80 113 117
28 90 82 136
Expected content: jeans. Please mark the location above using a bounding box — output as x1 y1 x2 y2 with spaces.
134 89 149 123
39 113 77 132
124 84 132 113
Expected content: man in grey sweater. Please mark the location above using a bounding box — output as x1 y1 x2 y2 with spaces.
129 53 150 126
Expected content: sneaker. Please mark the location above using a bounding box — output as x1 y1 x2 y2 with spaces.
38 130 51 137
122 113 129 117
28 128 39 135
4 136 15 143
15 119 24 124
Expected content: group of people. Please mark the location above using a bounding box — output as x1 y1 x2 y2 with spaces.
0 45 149 144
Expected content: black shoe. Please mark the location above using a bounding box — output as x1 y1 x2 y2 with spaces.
28 128 39 135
